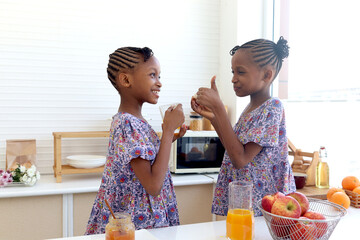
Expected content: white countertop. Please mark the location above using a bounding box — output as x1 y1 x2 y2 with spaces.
0 173 215 198
47 206 359 240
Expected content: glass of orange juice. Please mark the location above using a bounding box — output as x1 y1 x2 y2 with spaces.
226 181 254 240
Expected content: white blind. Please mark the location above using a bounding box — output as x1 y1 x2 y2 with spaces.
0 0 220 174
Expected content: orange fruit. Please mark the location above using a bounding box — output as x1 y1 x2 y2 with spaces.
329 191 350 209
342 176 360 191
353 186 360 195
327 187 345 201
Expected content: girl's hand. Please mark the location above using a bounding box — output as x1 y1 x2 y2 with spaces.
191 97 215 120
172 124 187 142
162 104 185 133
191 76 223 120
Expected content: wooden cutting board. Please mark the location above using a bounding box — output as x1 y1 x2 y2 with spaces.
297 186 329 200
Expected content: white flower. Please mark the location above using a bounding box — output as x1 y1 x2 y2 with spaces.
25 177 32 184
29 165 36 172
30 177 37 185
12 171 17 177
21 175 28 183
27 168 35 177
36 171 41 180
19 165 26 173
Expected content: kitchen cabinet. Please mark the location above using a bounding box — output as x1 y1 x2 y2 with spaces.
0 174 214 239
0 173 330 239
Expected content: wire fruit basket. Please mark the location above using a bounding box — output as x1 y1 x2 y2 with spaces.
258 198 347 240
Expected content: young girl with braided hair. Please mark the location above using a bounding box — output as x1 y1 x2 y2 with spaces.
86 47 186 234
191 37 296 216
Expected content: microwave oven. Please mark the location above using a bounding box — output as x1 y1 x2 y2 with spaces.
169 130 225 174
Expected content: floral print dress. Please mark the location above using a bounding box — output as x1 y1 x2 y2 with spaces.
85 112 179 234
212 98 296 217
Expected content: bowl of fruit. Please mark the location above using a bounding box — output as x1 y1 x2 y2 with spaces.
259 191 347 240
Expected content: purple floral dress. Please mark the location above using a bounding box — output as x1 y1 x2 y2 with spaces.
85 112 179 234
212 98 296 217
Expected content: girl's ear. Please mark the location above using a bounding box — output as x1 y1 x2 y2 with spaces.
117 73 131 88
263 68 274 83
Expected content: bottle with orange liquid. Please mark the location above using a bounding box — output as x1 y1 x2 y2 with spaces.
226 181 254 240
105 212 135 240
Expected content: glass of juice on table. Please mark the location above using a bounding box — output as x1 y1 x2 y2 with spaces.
226 181 254 240
105 212 135 240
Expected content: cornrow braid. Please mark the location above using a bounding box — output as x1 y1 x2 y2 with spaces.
107 47 154 89
229 37 289 79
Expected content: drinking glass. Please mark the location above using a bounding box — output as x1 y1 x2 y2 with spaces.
226 181 254 240
159 103 181 137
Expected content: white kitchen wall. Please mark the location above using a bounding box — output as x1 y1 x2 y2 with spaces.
0 0 221 173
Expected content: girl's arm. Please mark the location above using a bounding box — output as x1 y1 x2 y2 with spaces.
192 76 262 169
130 105 185 196
211 103 262 169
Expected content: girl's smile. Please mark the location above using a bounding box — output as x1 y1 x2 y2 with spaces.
152 89 160 98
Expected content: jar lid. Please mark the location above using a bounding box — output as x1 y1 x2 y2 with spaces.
190 115 203 119
190 112 202 118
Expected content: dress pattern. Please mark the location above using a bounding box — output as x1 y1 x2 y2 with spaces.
212 98 296 217
85 112 179 234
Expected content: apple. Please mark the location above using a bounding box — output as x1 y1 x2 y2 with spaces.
303 211 327 238
271 216 293 238
262 192 285 213
274 192 286 199
290 217 316 240
287 192 310 216
262 195 275 213
271 196 301 218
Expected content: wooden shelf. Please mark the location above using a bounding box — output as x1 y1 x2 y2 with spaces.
289 139 320 186
53 131 109 183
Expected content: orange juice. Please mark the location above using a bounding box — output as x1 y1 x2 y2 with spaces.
226 209 254 240
105 230 135 240
105 212 135 240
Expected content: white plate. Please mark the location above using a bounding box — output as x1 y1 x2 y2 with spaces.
66 155 106 169
67 160 105 169
66 155 106 162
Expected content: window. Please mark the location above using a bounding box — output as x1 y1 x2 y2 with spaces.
275 0 360 185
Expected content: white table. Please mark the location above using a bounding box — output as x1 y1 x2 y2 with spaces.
48 206 359 240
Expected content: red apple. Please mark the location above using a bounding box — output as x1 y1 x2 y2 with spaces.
303 211 327 238
262 194 276 213
271 196 301 218
287 192 309 216
290 217 316 240
262 192 285 213
271 216 293 238
274 192 286 200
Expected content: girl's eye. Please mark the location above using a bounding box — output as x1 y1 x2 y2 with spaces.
150 73 156 77
231 70 244 74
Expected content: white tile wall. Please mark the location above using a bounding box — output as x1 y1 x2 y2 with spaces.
0 0 220 173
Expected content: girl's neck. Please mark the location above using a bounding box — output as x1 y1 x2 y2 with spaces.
244 93 272 115
118 101 144 121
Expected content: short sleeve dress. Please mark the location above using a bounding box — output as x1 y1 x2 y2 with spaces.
85 112 179 234
211 98 296 217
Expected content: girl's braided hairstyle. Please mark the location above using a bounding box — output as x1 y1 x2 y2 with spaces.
229 36 289 79
107 47 154 89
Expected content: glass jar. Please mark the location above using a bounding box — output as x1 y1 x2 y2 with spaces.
105 212 135 240
189 112 203 131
